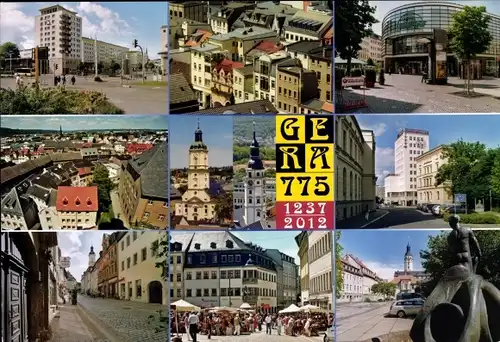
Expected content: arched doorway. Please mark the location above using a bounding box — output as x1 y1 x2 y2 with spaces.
148 281 163 304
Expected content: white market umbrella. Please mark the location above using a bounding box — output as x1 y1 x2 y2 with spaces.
300 304 326 313
279 304 301 314
240 303 252 310
171 299 201 312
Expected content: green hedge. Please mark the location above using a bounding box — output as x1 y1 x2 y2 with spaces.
443 212 500 224
0 86 124 114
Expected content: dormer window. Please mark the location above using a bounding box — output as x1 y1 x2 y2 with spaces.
194 243 201 250
225 240 233 248
86 197 92 206
210 242 216 249
62 197 69 205
75 197 81 206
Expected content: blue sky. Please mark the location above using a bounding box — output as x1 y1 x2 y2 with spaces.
171 231 309 266
0 2 167 58
356 115 500 185
169 116 233 168
339 229 442 281
370 0 500 35
1 115 168 131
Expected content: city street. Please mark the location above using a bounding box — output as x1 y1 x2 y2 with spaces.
335 302 412 341
338 207 500 229
173 330 324 342
338 74 500 113
1 76 168 114
74 295 168 342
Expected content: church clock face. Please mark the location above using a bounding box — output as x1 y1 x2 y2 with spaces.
248 180 253 186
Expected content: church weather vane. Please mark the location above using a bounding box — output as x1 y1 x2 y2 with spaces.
274 115 335 229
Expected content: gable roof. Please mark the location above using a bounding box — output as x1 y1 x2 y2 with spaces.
55 186 98 212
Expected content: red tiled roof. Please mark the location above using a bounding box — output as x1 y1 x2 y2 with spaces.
185 29 213 47
78 167 92 176
322 102 333 113
126 143 153 154
252 40 283 54
214 59 244 73
56 186 98 212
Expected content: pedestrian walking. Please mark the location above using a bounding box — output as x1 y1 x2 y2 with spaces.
233 314 240 335
71 75 75 85
184 315 191 341
15 74 21 88
265 314 272 334
188 312 199 342
62 74 66 86
277 316 283 335
365 210 370 221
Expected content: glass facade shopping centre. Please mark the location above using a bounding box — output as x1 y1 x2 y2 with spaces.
382 1 500 77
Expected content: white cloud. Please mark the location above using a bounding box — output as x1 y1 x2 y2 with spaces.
0 3 35 49
0 2 132 51
375 146 394 185
362 260 398 281
359 122 388 137
58 232 103 281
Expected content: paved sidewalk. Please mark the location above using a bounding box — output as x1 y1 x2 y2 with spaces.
49 305 100 342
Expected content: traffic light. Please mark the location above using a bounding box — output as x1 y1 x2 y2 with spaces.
133 39 138 48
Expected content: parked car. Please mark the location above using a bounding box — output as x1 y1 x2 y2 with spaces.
389 299 425 318
425 204 438 213
444 205 468 214
432 205 441 216
417 203 426 210
396 292 425 301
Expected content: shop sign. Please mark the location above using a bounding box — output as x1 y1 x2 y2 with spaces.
390 12 426 31
341 77 365 87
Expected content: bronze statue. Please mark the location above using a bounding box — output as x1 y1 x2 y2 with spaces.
410 215 500 342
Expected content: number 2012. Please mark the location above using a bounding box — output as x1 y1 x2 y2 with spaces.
280 176 330 196
284 217 327 229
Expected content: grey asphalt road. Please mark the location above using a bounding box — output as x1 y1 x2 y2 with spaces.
1 75 168 114
335 302 413 341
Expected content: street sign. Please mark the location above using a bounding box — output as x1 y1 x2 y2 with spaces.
342 77 365 87
60 257 71 268
454 194 466 203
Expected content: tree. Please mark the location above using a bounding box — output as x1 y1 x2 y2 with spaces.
335 232 344 298
371 282 397 298
92 164 114 212
420 230 500 296
146 61 155 70
335 0 377 75
97 61 104 74
264 169 276 178
366 58 375 66
177 184 188 195
492 150 500 198
448 6 492 95
214 192 233 223
78 61 86 74
110 60 120 75
435 141 493 206
0 42 20 70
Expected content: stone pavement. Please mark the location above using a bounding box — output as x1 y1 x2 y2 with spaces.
174 330 323 342
77 295 168 342
336 209 389 229
337 74 500 113
49 305 103 342
336 302 412 341
1 76 168 114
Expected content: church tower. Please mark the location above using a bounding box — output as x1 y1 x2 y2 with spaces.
404 242 413 272
244 122 266 225
59 125 63 138
177 120 214 221
88 245 96 266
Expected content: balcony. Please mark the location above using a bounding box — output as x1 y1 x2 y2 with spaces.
59 37 70 43
242 278 258 285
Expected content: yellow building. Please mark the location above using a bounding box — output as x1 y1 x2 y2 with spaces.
276 65 318 114
335 116 377 221
307 46 333 104
232 65 255 104
174 123 217 222
295 231 310 305
415 145 453 204
191 44 222 109
117 231 168 304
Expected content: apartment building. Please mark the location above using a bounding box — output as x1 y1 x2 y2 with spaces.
359 34 383 63
209 3 256 35
253 51 291 105
80 37 129 65
415 145 453 205
284 10 332 43
232 65 255 104
275 65 318 114
35 5 82 74
169 1 207 23
307 232 333 311
307 45 333 103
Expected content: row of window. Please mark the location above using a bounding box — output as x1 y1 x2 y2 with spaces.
184 286 277 298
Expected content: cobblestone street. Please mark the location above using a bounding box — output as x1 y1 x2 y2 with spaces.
77 295 168 342
337 74 500 113
173 329 324 342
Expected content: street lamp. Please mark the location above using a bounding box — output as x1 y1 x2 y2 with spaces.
7 52 13 73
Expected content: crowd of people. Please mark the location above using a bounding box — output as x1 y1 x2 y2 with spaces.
171 309 333 341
